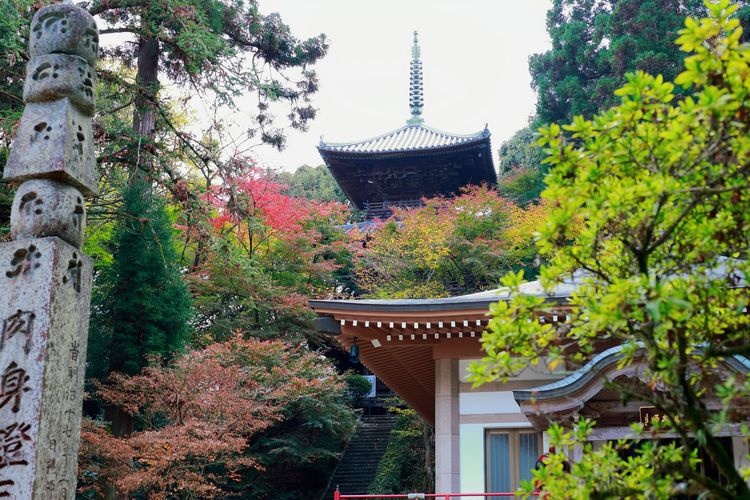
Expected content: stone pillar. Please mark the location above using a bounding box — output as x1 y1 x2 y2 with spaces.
435 358 460 492
0 4 98 499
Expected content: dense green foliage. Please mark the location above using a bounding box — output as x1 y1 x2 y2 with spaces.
472 2 750 497
239 372 360 499
497 126 546 205
89 181 192 377
369 408 434 495
278 164 348 203
497 126 544 174
0 0 34 237
500 0 747 207
530 0 710 125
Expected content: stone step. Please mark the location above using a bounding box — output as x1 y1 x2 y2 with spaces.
322 413 398 499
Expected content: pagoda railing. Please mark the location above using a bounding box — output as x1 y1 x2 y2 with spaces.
363 199 425 219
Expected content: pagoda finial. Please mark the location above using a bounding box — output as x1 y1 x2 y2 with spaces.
407 30 424 125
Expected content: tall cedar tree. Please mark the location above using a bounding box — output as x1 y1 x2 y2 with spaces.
87 0 328 182
530 0 711 125
498 0 750 206
79 0 327 377
90 180 191 377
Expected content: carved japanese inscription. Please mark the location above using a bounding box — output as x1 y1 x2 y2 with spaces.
5 245 42 279
0 238 93 499
0 362 31 413
0 2 98 497
24 53 96 115
0 311 34 355
29 3 99 66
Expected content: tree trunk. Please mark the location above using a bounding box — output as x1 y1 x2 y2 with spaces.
130 35 159 182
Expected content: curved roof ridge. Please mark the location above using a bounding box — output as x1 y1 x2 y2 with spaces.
513 343 750 403
318 122 490 154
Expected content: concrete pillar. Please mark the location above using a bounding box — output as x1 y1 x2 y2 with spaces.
435 358 460 492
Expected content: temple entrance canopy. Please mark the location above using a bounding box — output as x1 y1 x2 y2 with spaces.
317 32 496 220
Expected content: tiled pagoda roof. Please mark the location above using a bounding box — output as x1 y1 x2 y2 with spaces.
318 123 490 156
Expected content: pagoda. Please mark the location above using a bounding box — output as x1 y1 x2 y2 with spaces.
317 32 496 220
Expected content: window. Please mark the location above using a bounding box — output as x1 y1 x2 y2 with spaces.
486 429 541 497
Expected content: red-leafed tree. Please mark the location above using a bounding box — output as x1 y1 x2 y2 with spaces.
181 158 352 342
78 335 357 498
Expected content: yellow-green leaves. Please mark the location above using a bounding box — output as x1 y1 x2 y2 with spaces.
476 2 750 496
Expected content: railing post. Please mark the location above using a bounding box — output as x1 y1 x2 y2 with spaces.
333 485 340 500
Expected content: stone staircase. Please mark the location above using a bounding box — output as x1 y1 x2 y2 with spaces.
323 414 397 499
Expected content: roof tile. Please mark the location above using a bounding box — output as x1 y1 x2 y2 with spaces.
318 123 490 154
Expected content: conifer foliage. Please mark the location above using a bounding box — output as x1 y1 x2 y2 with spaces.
89 180 192 377
530 0 711 125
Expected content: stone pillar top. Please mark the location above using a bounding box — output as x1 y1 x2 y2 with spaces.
29 3 99 66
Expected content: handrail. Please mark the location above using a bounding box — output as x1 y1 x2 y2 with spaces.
334 490 539 499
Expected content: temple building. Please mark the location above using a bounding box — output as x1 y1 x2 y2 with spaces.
311 276 750 495
313 29 750 497
317 32 496 220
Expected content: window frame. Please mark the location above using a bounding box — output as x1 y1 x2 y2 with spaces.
484 428 542 494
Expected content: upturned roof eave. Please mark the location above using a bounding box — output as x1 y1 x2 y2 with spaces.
308 293 572 314
512 343 750 403
317 123 491 155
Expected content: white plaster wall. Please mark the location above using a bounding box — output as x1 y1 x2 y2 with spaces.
459 358 565 382
460 391 521 415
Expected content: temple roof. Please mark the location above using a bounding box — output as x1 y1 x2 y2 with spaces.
309 272 586 312
318 123 490 155
317 31 496 216
513 343 750 404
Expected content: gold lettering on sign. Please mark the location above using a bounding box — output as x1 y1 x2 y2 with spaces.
639 406 680 429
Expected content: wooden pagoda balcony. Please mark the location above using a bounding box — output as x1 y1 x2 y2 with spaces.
362 199 425 219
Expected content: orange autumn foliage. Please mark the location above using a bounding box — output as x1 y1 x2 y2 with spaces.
351 185 548 298
78 335 352 498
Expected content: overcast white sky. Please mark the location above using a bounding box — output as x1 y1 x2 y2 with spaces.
237 1 553 171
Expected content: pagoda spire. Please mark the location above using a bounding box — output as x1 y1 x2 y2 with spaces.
407 30 424 125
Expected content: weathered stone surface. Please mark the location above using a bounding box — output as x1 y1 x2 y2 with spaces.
11 180 86 249
4 99 98 197
29 3 99 66
23 54 96 116
0 237 92 500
